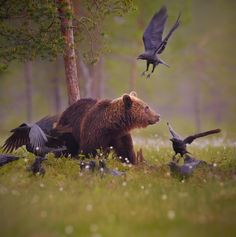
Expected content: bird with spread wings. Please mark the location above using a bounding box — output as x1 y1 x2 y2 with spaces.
167 122 221 160
137 6 180 78
2 115 66 157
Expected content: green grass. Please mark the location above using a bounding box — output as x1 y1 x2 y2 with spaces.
0 145 236 237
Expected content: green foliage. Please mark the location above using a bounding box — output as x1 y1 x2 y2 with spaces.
0 0 64 70
74 0 136 64
0 0 136 69
0 146 236 237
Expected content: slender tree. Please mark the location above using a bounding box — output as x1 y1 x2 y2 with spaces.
57 0 80 104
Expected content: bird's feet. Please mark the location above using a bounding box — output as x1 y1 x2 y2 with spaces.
146 73 151 79
141 71 146 77
176 156 183 163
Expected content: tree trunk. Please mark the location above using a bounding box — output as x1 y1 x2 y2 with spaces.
57 0 80 105
52 58 62 114
24 61 33 123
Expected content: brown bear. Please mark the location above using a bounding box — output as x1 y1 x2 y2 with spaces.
55 91 160 164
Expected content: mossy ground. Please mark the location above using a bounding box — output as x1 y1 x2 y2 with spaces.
0 145 236 237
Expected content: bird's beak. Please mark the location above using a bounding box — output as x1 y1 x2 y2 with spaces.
160 59 170 68
137 55 142 60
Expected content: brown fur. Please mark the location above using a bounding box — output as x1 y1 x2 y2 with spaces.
55 98 97 156
56 92 160 164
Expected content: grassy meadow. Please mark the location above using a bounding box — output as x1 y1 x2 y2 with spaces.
0 140 236 237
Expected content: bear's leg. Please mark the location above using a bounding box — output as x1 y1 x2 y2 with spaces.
61 133 79 157
113 134 136 164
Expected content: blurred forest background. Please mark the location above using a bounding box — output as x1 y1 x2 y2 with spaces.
0 0 235 139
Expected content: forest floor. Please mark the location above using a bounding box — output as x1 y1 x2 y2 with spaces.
0 143 236 237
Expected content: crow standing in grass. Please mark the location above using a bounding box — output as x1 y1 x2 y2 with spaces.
167 122 221 159
27 156 46 176
137 6 180 78
0 154 19 167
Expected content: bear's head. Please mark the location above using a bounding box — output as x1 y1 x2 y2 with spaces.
110 91 160 130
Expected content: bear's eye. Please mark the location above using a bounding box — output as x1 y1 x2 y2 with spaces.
144 106 149 113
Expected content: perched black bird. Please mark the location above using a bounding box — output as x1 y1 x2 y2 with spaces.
80 159 125 176
98 159 125 176
168 154 208 178
137 6 180 78
2 115 66 157
0 154 19 167
27 156 46 176
167 122 221 159
80 160 96 172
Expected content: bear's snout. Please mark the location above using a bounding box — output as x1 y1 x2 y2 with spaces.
148 113 160 124
154 114 161 122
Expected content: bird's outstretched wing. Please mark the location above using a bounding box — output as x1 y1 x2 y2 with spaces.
29 124 48 152
36 115 66 148
183 129 221 144
2 124 31 153
36 115 59 134
167 122 182 139
143 6 168 52
155 12 181 54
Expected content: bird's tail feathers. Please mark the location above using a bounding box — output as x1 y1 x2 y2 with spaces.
159 59 170 67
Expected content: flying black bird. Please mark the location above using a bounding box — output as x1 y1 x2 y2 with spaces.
167 122 221 159
2 115 66 157
137 6 180 78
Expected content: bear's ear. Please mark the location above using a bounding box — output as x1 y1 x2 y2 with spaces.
129 91 137 97
123 94 133 110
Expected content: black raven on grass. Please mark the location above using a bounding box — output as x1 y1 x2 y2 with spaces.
168 154 207 178
0 154 19 167
137 6 180 78
27 156 46 176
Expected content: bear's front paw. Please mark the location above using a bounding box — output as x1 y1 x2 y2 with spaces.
136 148 144 164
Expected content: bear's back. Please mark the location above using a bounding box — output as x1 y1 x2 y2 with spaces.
59 98 97 127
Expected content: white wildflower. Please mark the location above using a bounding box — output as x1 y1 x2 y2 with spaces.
65 225 74 235
167 210 175 220
86 204 93 212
